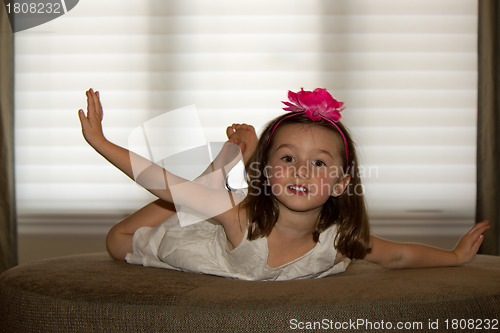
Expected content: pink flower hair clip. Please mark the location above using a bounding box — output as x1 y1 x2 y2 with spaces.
282 88 344 122
268 88 349 171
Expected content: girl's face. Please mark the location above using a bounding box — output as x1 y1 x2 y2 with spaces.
266 123 351 213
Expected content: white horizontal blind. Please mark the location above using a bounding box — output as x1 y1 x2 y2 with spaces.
15 0 477 234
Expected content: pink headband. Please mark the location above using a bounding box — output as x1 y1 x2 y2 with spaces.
266 88 349 171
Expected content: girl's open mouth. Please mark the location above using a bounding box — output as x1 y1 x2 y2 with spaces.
287 185 309 195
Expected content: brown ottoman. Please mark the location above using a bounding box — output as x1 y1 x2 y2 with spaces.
1 253 499 332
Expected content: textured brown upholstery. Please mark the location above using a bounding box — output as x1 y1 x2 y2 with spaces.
1 253 499 332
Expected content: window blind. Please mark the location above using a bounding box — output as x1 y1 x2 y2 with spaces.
15 0 477 235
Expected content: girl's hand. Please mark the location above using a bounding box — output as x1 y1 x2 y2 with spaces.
453 220 490 265
78 89 106 148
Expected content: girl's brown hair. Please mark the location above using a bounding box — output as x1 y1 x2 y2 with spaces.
242 113 371 259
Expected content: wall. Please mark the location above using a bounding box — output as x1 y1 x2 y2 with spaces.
18 235 106 264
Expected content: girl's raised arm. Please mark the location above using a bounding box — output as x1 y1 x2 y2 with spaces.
78 89 137 187
78 89 242 228
365 220 490 269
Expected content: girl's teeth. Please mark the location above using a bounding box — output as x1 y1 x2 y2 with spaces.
290 186 306 192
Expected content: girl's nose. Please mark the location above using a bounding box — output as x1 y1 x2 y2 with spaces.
294 161 309 178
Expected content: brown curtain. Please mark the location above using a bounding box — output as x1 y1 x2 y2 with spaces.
0 3 17 272
477 0 500 255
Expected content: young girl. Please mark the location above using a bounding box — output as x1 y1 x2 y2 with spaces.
78 88 490 281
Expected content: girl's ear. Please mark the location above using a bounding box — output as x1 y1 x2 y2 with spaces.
331 174 351 197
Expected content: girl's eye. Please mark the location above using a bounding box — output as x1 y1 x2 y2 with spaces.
282 155 294 163
313 160 326 167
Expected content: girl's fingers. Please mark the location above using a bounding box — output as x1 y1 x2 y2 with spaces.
468 220 489 235
93 90 102 118
78 109 88 126
462 221 489 253
86 90 92 115
90 89 98 114
96 91 103 118
472 234 485 251
86 89 96 122
85 88 103 123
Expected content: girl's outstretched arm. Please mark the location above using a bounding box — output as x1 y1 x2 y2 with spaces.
78 89 244 237
365 220 490 269
78 89 138 187
78 89 175 199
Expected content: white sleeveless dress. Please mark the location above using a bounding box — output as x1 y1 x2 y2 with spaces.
125 215 350 281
